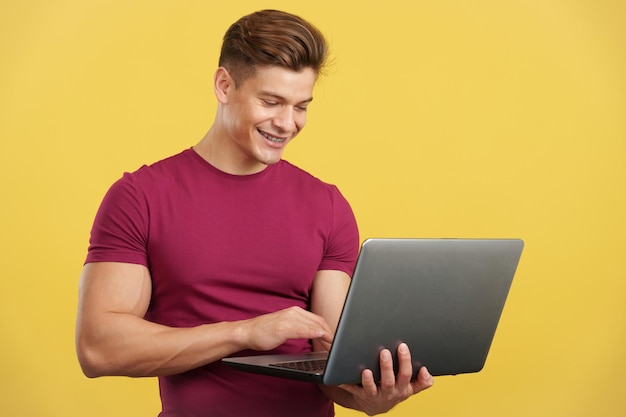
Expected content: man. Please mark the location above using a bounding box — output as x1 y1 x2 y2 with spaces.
75 9 433 416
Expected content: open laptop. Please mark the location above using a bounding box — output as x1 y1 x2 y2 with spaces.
222 238 524 385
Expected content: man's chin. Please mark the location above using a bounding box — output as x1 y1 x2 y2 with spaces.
259 150 286 166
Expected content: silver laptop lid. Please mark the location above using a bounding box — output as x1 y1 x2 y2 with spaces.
322 238 523 385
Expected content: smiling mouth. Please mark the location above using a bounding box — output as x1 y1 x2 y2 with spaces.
258 129 287 144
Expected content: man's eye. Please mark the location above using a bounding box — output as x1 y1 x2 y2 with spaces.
296 106 308 112
263 100 278 106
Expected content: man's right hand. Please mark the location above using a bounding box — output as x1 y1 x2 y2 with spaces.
237 306 334 352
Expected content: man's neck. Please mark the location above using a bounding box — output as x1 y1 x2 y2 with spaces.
193 128 268 176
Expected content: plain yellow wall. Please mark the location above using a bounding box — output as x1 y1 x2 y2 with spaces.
1 1 624 416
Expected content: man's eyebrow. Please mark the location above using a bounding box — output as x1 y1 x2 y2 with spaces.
259 91 314 104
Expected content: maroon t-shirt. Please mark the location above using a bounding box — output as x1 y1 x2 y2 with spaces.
86 148 360 417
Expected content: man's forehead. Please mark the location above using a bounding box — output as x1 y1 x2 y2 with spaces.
246 66 316 100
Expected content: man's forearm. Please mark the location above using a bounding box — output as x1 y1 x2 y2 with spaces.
76 314 245 378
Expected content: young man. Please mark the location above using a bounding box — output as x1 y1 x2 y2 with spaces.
75 9 433 417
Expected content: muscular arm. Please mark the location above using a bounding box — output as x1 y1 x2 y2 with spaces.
309 269 351 352
75 262 333 378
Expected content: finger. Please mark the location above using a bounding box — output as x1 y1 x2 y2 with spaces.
378 349 396 393
287 308 332 340
303 309 334 337
297 325 326 340
311 334 333 352
395 343 414 386
360 369 378 397
410 366 434 394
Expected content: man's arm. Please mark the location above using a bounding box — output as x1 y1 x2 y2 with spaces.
75 262 333 378
310 269 434 415
309 269 351 352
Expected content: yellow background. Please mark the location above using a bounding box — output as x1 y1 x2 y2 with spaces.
1 1 624 416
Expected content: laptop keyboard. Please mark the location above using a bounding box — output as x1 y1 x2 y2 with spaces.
269 359 327 373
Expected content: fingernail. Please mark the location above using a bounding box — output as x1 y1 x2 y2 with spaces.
398 343 408 353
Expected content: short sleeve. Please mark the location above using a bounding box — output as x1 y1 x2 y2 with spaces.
85 173 150 266
318 186 360 276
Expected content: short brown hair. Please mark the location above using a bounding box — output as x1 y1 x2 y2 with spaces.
219 10 329 86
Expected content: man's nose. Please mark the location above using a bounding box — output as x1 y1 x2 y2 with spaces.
273 106 296 131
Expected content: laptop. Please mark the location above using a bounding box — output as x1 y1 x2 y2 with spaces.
222 238 524 385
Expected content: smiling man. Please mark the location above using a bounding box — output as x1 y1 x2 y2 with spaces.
195 64 315 174
75 9 432 417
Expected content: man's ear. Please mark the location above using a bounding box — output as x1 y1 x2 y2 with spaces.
214 67 233 104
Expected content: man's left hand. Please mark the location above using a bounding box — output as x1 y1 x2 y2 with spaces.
338 343 434 416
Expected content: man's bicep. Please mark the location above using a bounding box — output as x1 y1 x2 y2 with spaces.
76 262 153 377
310 269 351 335
77 262 152 319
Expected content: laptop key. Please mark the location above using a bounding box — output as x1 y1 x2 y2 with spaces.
269 359 327 372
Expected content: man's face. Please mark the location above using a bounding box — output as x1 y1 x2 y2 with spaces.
220 65 317 174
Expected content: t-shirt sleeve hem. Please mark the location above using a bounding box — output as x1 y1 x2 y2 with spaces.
84 252 148 267
316 261 355 278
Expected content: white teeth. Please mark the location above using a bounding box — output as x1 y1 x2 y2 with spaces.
259 130 285 143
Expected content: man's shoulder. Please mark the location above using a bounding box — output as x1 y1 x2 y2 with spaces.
276 159 334 188
121 148 194 181
272 160 348 209
138 147 195 173
103 148 195 200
